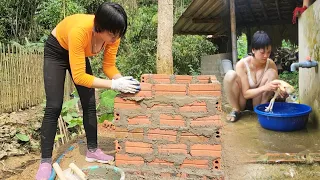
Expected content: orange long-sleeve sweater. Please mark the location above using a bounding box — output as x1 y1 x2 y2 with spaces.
55 14 120 88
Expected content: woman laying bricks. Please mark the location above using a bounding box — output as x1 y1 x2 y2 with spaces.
223 30 286 122
36 2 140 180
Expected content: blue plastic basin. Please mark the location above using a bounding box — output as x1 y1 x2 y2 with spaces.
254 102 312 132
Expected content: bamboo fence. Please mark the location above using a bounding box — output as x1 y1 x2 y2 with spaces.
0 43 73 113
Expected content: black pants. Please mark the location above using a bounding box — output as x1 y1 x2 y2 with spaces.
41 34 97 158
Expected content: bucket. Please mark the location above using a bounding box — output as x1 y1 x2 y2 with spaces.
221 59 233 74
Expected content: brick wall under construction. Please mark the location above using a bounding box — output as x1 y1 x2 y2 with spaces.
112 74 224 179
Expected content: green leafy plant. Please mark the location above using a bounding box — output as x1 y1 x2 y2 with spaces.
15 133 30 142
237 33 248 59
61 92 83 128
96 90 119 123
54 134 65 141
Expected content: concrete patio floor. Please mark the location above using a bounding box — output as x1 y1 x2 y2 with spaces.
221 110 320 180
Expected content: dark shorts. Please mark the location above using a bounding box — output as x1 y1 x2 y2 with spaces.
245 99 254 111
245 98 286 111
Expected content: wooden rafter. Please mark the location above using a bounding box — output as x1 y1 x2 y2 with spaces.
257 0 268 20
246 0 257 23
192 18 221 24
275 0 282 20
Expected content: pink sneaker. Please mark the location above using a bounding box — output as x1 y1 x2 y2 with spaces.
35 163 52 180
85 148 114 163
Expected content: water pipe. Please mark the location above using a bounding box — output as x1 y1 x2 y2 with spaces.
49 145 75 180
290 56 318 72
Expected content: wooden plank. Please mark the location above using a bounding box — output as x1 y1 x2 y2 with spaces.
275 0 282 20
257 0 268 20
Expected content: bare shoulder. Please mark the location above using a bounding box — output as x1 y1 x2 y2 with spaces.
236 57 249 68
266 58 277 71
268 58 277 66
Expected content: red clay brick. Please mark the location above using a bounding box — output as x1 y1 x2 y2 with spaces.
140 74 149 82
160 114 185 127
158 144 187 154
188 84 221 91
119 83 153 97
141 74 171 83
181 159 209 169
179 101 207 112
140 83 153 90
190 144 222 157
115 154 144 166
154 79 171 83
115 127 144 140
114 140 122 152
196 75 216 81
198 80 210 83
216 100 222 111
175 75 192 83
155 91 187 96
154 84 187 92
148 159 174 166
125 141 153 154
128 115 151 125
188 91 221 96
114 98 140 109
121 91 153 97
176 79 192 83
191 115 222 127
114 112 120 121
213 158 221 170
180 132 209 143
148 128 177 142
175 75 193 80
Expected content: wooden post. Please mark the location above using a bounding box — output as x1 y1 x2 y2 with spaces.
156 0 174 74
230 0 237 67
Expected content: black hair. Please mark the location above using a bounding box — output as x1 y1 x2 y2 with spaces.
94 2 127 37
251 31 272 50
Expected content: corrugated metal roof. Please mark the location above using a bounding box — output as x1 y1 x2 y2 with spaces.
174 0 302 36
174 0 229 35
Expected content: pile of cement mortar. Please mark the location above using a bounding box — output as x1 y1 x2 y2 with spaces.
87 167 121 180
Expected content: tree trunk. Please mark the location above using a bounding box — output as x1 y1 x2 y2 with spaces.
156 0 173 74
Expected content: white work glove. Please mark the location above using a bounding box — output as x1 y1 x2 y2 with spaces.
111 76 141 94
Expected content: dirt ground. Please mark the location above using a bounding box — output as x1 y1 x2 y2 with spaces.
2 122 116 180
0 105 44 180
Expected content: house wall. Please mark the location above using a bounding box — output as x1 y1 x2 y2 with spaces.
299 0 320 127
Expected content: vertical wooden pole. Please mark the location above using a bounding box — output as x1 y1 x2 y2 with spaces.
156 0 174 74
230 0 237 66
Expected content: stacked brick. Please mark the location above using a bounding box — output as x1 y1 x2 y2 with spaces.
113 74 224 179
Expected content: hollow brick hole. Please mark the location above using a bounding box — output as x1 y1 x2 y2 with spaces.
115 113 120 120
214 159 220 169
215 131 220 138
